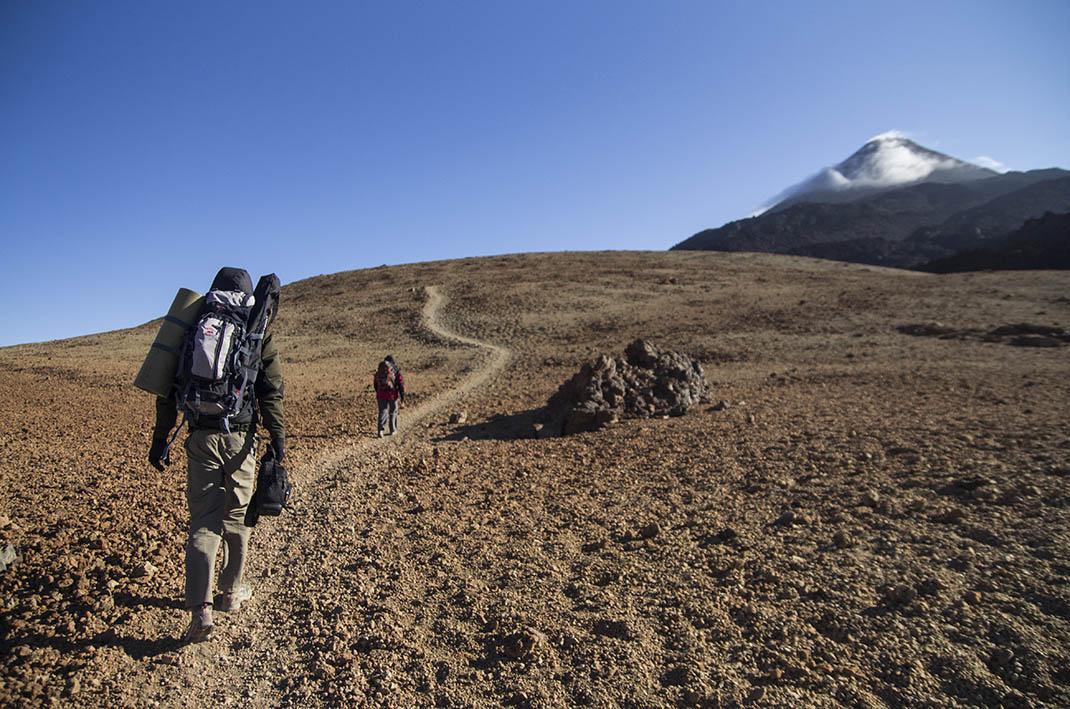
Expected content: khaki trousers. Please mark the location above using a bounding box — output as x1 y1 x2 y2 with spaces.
184 428 257 608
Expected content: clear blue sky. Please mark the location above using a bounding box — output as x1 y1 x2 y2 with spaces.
2 1 1068 346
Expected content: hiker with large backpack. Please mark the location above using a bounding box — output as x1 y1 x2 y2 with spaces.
374 354 405 437
146 267 285 643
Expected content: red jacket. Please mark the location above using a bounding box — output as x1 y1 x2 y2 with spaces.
374 366 404 401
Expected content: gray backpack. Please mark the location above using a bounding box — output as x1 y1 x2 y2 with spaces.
176 275 280 430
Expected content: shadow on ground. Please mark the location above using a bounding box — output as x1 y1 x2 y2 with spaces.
434 408 549 442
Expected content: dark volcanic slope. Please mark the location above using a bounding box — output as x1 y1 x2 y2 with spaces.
674 170 1070 269
909 176 1070 254
1 252 1069 708
919 211 1070 272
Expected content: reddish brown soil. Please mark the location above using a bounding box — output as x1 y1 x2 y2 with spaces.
1 251 1068 708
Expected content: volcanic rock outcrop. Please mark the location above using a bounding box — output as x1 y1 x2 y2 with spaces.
544 340 708 435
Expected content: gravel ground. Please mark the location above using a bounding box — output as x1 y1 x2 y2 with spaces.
1 251 1068 708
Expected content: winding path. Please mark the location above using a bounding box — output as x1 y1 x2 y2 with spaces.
145 285 512 706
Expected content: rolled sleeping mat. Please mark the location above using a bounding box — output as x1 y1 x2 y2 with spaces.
134 288 204 397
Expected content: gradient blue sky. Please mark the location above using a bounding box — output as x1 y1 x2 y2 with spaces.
2 1 1068 346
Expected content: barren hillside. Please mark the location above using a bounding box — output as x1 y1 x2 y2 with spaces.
1 251 1068 708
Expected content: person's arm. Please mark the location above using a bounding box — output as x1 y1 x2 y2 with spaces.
149 390 178 470
397 370 405 403
255 332 285 459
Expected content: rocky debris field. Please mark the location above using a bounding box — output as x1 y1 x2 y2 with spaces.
543 339 710 436
1 251 1068 708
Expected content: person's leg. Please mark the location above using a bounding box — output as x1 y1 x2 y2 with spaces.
218 429 257 597
378 399 389 436
185 430 226 609
389 399 399 434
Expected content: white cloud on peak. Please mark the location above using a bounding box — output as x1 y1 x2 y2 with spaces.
867 129 911 141
847 137 959 187
748 131 971 216
972 155 1008 172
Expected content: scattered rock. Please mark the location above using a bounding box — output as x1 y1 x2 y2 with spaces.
131 561 157 579
449 411 467 424
991 647 1015 666
886 583 918 606
0 544 19 572
500 627 546 660
930 507 966 524
775 510 813 527
637 522 661 540
832 530 853 549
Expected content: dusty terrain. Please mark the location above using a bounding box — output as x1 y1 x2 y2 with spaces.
1 250 1068 708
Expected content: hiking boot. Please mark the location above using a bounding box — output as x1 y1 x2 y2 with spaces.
377 430 384 438
390 430 398 436
217 584 252 612
184 605 214 643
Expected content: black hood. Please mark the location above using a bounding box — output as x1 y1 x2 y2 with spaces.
210 267 253 294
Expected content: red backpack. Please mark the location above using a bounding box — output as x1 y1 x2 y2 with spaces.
376 361 396 392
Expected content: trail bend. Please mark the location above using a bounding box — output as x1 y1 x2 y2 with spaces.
145 285 512 707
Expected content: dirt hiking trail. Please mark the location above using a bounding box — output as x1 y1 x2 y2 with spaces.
128 285 511 706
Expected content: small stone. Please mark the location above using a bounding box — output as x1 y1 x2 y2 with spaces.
775 510 811 526
637 522 661 540
963 590 982 605
131 561 158 579
0 545 18 569
887 584 917 605
931 507 966 523
992 648 1014 666
449 411 467 424
775 511 797 526
832 530 853 549
501 627 546 659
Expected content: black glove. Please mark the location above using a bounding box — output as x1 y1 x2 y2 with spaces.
270 437 285 462
149 437 170 472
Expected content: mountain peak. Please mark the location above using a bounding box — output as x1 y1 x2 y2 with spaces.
835 132 987 186
753 132 999 215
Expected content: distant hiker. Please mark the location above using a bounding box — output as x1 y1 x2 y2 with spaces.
146 267 285 643
374 354 405 437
